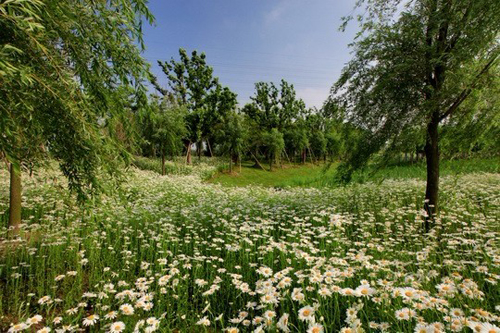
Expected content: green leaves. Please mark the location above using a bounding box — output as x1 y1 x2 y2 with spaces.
243 80 306 132
0 0 154 200
154 48 238 147
331 0 500 181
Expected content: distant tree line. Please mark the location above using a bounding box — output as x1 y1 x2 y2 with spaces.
127 48 364 174
124 47 498 179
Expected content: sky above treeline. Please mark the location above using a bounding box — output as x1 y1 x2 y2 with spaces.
141 0 359 109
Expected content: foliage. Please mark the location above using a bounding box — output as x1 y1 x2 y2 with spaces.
261 129 285 170
242 80 306 132
283 125 309 160
332 0 500 181
439 72 500 158
0 0 153 199
153 48 237 153
150 97 187 159
243 80 312 165
216 112 247 164
308 131 327 161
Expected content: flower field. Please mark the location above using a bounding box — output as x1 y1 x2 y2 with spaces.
0 166 499 332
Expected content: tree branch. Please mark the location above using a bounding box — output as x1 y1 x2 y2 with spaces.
445 2 472 54
439 51 499 122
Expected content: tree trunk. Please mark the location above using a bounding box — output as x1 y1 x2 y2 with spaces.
302 149 306 164
424 112 440 232
308 147 316 164
9 163 22 235
251 150 265 170
185 142 192 164
283 149 292 165
161 150 165 176
207 139 214 158
229 155 232 173
197 141 202 161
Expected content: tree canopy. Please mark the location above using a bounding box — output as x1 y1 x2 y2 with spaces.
153 48 237 161
0 0 153 229
331 0 500 228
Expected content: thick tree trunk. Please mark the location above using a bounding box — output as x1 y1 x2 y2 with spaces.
9 163 22 235
424 112 440 232
161 151 165 176
302 149 306 164
229 155 232 173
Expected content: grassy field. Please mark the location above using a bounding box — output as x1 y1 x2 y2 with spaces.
0 161 499 332
208 162 337 188
210 157 500 188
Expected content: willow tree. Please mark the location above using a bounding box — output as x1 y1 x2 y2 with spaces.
332 0 500 231
0 0 153 233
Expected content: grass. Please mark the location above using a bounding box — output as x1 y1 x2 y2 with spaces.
208 162 337 188
210 157 500 188
0 160 499 332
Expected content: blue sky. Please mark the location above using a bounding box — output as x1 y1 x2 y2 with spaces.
141 0 359 109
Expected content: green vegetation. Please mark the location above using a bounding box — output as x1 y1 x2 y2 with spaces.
1 165 499 332
332 0 500 228
1 0 499 332
209 162 337 188
210 157 499 188
0 0 153 232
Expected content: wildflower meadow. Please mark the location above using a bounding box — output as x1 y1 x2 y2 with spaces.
1 165 499 332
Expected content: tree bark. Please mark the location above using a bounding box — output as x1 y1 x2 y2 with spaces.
424 111 440 232
185 142 192 164
197 140 202 161
207 139 214 158
9 163 22 235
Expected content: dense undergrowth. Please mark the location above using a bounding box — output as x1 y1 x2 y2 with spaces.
0 164 499 332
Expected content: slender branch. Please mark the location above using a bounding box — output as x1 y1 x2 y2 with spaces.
445 2 472 53
439 52 499 121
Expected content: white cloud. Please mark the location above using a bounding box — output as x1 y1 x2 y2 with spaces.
264 1 288 24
